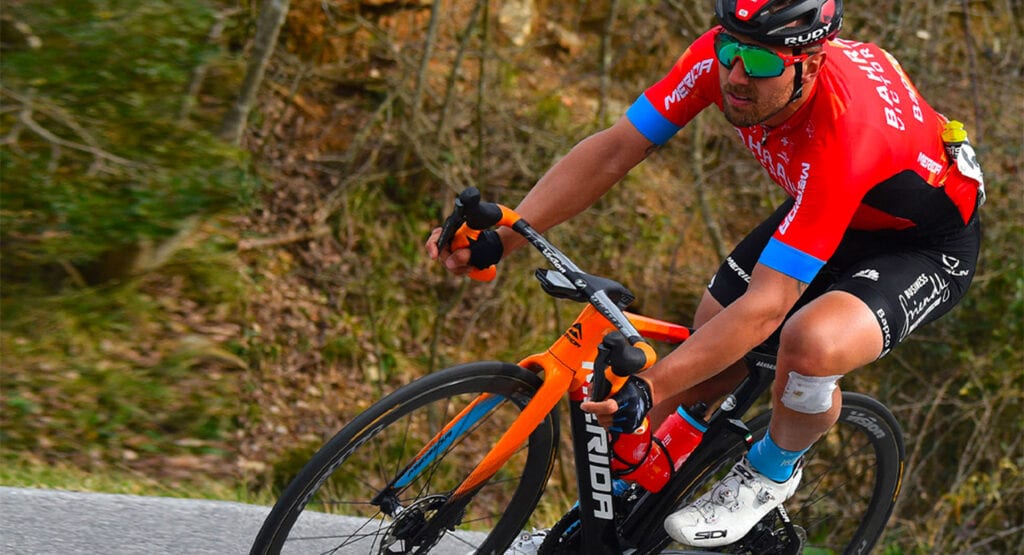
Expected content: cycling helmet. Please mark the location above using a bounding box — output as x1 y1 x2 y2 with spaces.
715 0 843 48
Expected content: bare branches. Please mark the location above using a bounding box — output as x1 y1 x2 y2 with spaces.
957 0 984 141
597 0 620 126
411 0 443 119
238 225 332 251
219 0 291 146
1 87 145 173
179 7 243 122
436 0 485 140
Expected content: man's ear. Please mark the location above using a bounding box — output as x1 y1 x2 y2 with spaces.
803 51 827 84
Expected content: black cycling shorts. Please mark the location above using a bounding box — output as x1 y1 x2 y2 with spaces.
707 198 982 358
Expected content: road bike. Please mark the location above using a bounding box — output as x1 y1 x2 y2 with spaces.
251 187 906 554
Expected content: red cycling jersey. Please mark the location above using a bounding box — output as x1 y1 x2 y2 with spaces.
626 27 980 283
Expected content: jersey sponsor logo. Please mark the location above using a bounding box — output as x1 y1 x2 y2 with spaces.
740 131 806 197
726 256 752 283
841 42 924 131
664 58 714 111
917 152 943 174
778 162 811 235
854 269 880 281
899 272 951 341
941 255 971 277
876 307 892 355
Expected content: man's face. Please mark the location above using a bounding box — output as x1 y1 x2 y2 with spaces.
716 33 809 128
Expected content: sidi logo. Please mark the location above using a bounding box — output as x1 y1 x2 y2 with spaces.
695 530 728 541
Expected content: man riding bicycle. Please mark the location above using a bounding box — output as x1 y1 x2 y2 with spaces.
427 0 983 548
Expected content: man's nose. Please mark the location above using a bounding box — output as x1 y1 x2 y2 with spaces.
727 59 752 85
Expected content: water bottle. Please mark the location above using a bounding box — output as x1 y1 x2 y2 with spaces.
942 119 986 206
610 403 707 492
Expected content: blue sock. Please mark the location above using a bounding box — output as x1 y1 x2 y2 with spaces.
747 432 808 482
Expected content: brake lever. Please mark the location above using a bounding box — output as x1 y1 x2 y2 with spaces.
437 188 481 252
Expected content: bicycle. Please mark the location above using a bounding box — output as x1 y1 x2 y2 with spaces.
251 187 906 555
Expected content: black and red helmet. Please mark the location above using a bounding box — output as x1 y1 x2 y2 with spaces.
715 0 843 48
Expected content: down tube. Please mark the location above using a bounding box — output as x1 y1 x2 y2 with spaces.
450 363 574 498
567 393 623 554
388 393 505 490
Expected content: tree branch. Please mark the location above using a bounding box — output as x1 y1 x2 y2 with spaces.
238 225 331 251
219 0 291 146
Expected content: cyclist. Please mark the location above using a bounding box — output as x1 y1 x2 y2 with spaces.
427 0 983 548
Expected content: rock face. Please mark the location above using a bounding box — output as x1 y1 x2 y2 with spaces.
499 0 535 46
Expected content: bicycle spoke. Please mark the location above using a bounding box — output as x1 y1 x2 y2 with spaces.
252 363 556 554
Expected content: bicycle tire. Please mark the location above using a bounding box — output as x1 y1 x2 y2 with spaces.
541 392 904 555
250 361 559 555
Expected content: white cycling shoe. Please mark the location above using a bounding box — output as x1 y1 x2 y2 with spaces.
664 457 803 548
502 529 547 554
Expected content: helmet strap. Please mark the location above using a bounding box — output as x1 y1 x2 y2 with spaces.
789 47 805 103
751 47 812 128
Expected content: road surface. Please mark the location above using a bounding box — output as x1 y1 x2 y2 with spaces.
0 486 485 554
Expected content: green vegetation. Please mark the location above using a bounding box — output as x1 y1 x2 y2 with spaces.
2 0 255 480
2 1 1021 553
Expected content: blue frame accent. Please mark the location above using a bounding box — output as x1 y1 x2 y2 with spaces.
392 395 504 488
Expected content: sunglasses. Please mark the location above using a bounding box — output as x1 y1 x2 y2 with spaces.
714 31 811 78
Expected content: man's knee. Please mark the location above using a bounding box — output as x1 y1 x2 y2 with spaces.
777 291 884 374
773 310 857 416
777 318 846 374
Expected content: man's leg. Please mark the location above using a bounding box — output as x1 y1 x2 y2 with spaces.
749 290 883 480
665 290 883 547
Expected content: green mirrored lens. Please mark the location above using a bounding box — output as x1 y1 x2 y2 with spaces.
740 48 785 77
714 33 786 78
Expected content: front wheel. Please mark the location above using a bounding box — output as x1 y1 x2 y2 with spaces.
251 361 559 554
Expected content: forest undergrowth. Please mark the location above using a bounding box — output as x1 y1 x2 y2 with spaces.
1 1 1021 552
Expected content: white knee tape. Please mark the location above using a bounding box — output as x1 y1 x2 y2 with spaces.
780 372 842 414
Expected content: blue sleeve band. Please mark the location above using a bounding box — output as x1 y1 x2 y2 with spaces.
758 237 825 283
625 94 681 145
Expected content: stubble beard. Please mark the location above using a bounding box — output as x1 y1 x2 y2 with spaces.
721 83 793 128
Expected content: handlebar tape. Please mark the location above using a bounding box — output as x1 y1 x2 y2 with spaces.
451 226 498 282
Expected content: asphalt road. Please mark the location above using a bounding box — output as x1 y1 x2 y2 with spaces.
0 486 485 554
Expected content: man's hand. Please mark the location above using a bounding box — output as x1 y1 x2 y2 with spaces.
425 226 473 276
426 228 504 276
581 375 654 433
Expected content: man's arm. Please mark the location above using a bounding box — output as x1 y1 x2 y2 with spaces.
498 114 658 252
426 115 655 272
645 264 806 402
583 263 807 422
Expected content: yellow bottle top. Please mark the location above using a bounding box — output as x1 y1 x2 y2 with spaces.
943 120 968 143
